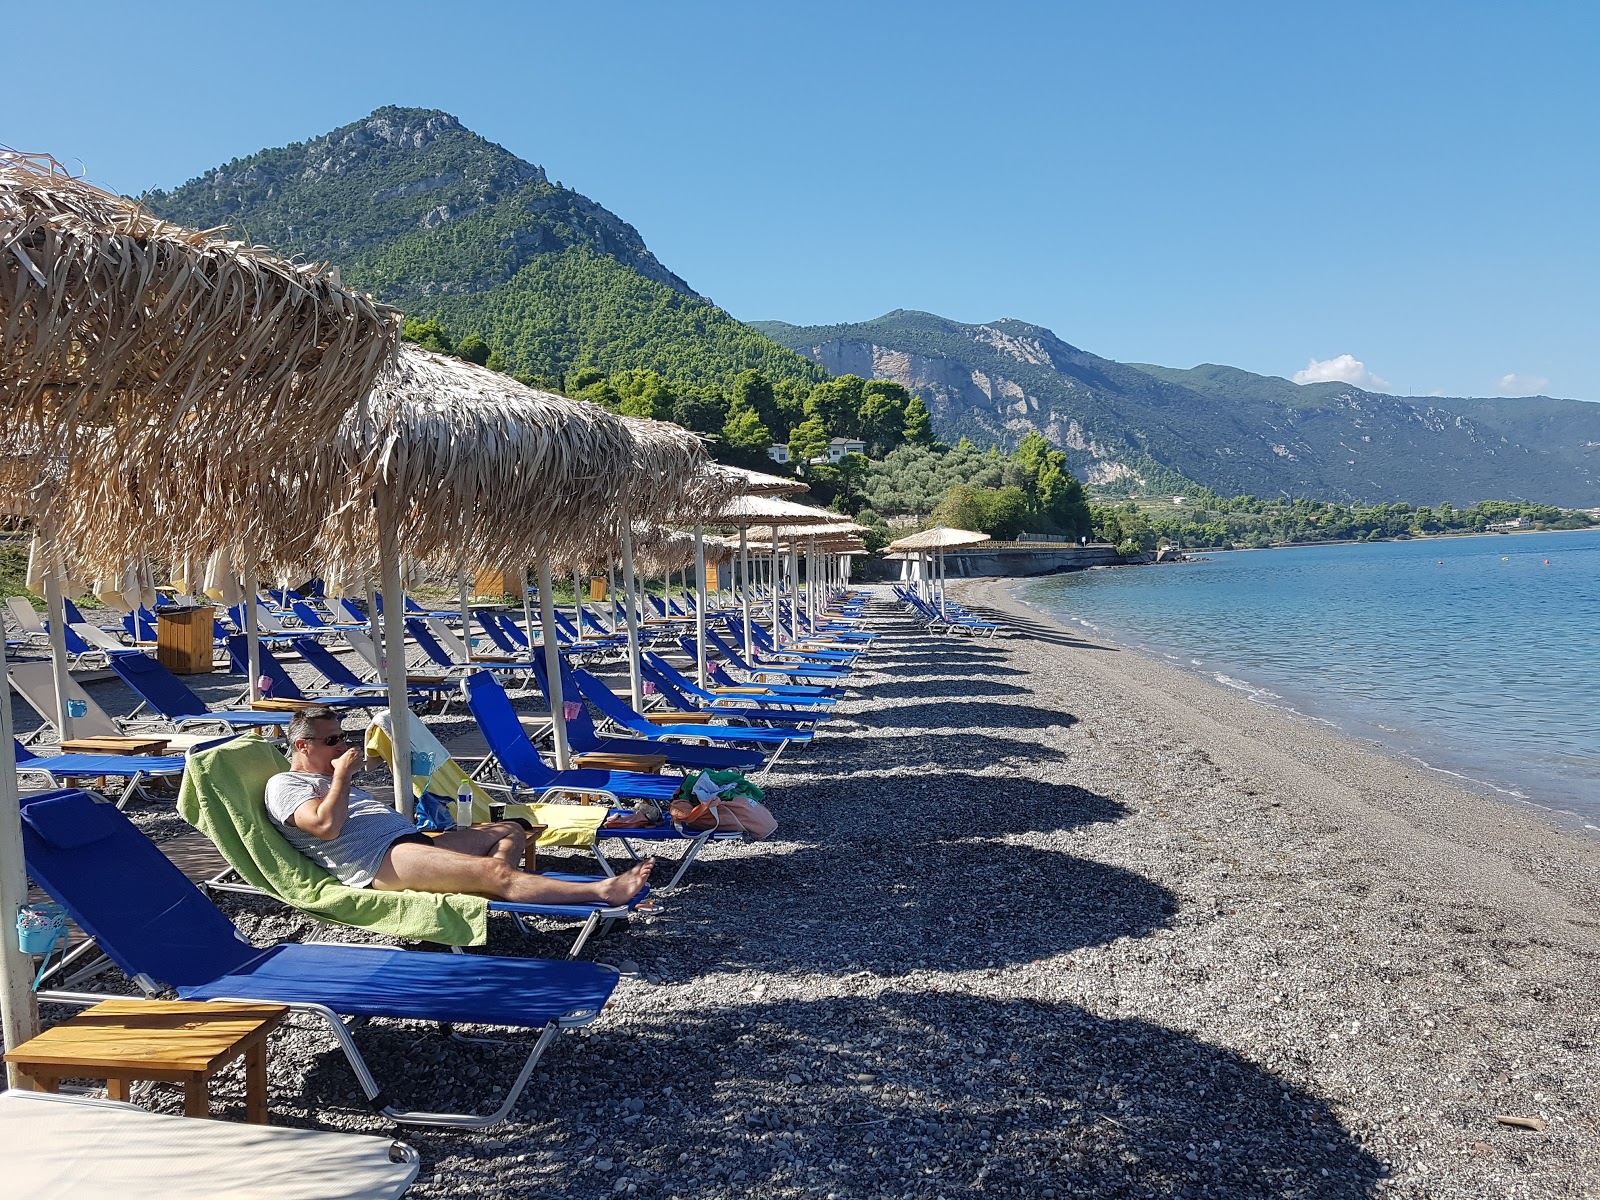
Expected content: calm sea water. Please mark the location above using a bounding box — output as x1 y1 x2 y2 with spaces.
1019 530 1600 833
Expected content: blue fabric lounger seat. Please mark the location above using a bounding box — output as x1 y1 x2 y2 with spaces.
462 672 741 888
569 665 812 749
639 654 830 726
700 627 851 684
108 653 294 729
223 637 386 709
530 653 765 773
14 740 187 808
21 788 619 1128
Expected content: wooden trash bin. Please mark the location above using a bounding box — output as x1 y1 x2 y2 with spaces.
155 607 214 675
474 567 523 602
588 576 607 602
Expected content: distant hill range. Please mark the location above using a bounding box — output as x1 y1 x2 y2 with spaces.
142 106 819 391
756 312 1600 507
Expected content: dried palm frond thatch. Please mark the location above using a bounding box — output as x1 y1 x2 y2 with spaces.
0 151 401 572
316 348 714 579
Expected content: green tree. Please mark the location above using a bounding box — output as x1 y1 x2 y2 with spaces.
902 394 934 444
856 380 909 456
804 375 865 435
729 370 778 433
484 348 508 373
670 387 727 435
611 369 676 421
721 396 772 464
788 415 829 467
400 316 453 355
454 332 490 366
567 365 606 393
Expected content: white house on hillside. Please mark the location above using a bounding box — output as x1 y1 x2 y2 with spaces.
826 436 867 463
766 443 790 464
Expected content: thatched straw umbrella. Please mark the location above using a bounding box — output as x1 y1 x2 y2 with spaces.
887 526 990 613
706 494 838 656
0 153 400 1071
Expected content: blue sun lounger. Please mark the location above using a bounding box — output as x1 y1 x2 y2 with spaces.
528 653 764 773
223 637 386 710
567 664 812 754
700 626 851 685
14 739 187 808
108 654 294 731
21 787 619 1128
286 637 457 708
462 672 738 889
639 653 832 726
640 651 837 711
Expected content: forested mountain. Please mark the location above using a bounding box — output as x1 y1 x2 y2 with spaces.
142 107 820 391
757 312 1600 508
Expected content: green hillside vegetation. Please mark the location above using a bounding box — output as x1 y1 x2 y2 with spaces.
417 247 826 393
1093 493 1594 555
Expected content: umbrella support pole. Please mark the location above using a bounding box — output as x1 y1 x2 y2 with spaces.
0 630 41 1076
694 523 708 687
376 489 415 819
620 523 644 706
536 559 570 770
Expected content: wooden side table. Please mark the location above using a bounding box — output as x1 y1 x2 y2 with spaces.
571 751 670 773
58 735 172 756
4 999 288 1124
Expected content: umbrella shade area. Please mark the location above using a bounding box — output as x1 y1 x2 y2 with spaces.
886 525 992 553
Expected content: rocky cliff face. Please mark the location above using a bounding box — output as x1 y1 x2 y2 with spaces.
144 106 696 299
758 312 1600 506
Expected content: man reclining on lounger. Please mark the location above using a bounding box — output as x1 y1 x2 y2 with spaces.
267 706 652 905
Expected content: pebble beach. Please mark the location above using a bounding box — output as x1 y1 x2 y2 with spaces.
73 583 1600 1198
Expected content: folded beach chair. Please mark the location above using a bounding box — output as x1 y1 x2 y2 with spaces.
108 653 294 731
5 660 228 754
14 738 187 808
568 663 812 756
530 653 765 773
22 787 620 1128
2 1090 419 1200
463 672 737 889
181 735 647 958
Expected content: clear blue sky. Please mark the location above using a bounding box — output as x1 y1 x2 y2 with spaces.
10 1 1596 400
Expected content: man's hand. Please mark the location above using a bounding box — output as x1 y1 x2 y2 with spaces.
330 743 361 779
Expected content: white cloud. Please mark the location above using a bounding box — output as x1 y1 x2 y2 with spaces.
1494 373 1550 396
1292 353 1391 391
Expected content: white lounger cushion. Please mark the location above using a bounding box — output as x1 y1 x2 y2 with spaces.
1 1090 418 1199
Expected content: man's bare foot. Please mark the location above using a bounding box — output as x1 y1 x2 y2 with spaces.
600 859 655 904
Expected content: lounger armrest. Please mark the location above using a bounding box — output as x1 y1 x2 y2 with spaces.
643 711 714 725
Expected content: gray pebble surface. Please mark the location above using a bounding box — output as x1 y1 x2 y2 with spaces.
24 583 1599 1198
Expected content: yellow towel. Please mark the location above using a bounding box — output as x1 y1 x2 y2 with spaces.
363 724 606 849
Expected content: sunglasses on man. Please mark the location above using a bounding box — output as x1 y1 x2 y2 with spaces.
298 734 349 747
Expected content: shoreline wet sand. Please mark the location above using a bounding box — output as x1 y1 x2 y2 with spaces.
54 585 1600 1197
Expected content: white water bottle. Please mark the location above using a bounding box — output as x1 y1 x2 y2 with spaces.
455 781 474 829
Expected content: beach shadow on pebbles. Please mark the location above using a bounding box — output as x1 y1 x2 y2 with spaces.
857 700 1078 732
869 677 1035 700
529 994 1384 1200
358 994 1383 1199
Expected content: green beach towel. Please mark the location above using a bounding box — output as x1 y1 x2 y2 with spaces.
177 735 489 947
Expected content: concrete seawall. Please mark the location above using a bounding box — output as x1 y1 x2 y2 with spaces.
937 543 1125 577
